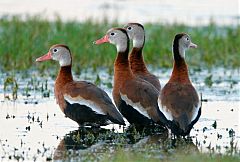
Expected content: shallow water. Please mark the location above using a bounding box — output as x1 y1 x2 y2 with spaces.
0 68 239 161
0 0 239 26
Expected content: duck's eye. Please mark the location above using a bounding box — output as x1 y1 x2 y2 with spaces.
127 27 132 30
110 33 115 36
186 37 189 41
53 49 58 53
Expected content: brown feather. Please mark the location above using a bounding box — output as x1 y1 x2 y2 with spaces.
54 61 124 125
129 47 161 92
120 79 161 123
169 59 190 83
55 65 73 112
158 33 200 135
112 38 163 125
160 82 199 120
63 81 123 119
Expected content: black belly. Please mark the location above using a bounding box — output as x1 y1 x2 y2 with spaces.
118 99 153 126
64 100 109 126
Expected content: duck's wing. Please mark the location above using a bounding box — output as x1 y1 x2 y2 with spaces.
63 81 125 125
119 79 165 124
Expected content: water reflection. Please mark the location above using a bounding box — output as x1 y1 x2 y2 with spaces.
53 127 110 161
53 127 200 161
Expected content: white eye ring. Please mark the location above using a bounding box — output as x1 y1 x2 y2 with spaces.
186 37 189 41
127 27 132 30
110 32 115 36
53 49 58 53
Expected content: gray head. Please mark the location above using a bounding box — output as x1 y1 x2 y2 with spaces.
36 44 72 66
173 33 197 59
94 28 129 53
124 23 145 48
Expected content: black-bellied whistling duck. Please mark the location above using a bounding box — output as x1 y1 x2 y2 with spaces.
123 23 161 92
36 44 125 126
94 28 167 127
158 33 201 136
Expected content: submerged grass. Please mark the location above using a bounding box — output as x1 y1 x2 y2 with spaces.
0 15 239 72
105 150 240 162
51 128 240 162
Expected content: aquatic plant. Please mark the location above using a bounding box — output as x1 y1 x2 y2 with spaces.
0 15 239 72
3 76 18 100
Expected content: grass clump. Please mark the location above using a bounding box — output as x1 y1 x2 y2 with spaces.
105 150 240 162
3 75 18 100
0 15 239 72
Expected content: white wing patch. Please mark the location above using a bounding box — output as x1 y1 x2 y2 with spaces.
64 94 105 115
120 93 151 119
157 98 173 121
190 101 201 122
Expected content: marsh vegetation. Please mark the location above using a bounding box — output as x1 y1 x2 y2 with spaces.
0 16 239 161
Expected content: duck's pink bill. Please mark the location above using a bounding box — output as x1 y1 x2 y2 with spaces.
189 42 198 48
93 35 109 45
36 52 52 62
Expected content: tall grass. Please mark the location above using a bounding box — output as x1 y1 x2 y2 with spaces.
0 15 239 72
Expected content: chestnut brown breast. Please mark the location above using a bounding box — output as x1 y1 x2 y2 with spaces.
113 50 166 126
129 47 161 92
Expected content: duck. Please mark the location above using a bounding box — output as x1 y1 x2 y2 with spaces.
158 33 201 136
36 44 125 126
94 28 167 127
123 23 161 92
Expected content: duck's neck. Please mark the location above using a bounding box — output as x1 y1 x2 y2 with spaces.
113 49 133 106
169 44 190 83
55 65 73 88
114 49 133 80
114 37 135 84
129 47 149 74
